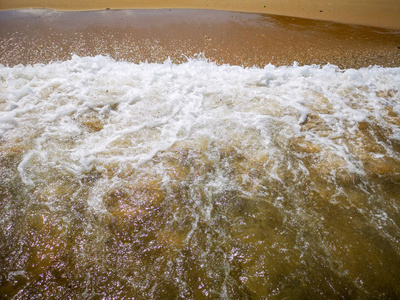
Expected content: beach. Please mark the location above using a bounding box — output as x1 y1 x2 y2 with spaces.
1 2 400 300
1 0 400 68
1 9 400 68
1 0 400 30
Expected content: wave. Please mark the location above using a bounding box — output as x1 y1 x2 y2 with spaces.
1 55 400 298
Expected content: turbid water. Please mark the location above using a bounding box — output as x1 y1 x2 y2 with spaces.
0 55 399 298
2 9 400 69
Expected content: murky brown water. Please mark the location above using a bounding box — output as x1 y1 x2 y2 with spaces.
1 9 400 300
1 9 400 68
1 56 400 299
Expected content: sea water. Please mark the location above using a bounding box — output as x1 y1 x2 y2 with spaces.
0 55 399 298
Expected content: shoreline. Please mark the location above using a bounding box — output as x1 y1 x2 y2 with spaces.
1 0 400 30
1 9 400 69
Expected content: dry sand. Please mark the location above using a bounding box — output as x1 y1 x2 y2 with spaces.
1 9 400 68
1 0 400 30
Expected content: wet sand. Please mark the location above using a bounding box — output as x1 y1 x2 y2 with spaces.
1 0 400 30
1 9 400 68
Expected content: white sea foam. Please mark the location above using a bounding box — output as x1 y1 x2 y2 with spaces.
1 56 399 186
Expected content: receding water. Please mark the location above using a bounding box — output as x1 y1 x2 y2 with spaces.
0 56 399 299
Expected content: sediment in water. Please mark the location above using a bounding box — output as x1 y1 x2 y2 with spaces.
1 9 400 68
1 56 400 298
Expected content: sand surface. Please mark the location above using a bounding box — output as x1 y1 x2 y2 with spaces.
1 0 400 30
1 9 400 68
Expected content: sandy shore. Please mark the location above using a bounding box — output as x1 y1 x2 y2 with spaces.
1 9 400 68
1 0 400 30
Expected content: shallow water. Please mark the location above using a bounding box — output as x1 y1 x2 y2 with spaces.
1 56 400 299
2 9 400 69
